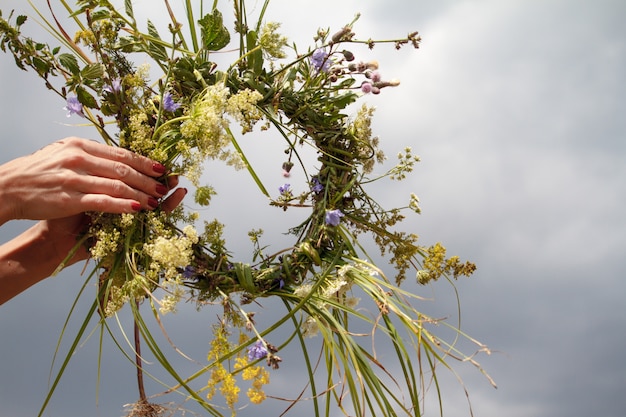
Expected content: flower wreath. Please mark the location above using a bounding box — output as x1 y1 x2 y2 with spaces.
1 1 491 416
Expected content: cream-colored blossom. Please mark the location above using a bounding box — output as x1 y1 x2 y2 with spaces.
144 233 194 279
302 316 320 338
178 85 245 176
344 296 360 309
90 227 121 259
259 22 288 59
322 278 348 298
226 89 264 133
293 283 313 298
159 279 185 314
182 225 199 243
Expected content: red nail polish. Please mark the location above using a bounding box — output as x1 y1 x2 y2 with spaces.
131 201 142 211
148 197 159 209
152 163 167 174
155 183 168 196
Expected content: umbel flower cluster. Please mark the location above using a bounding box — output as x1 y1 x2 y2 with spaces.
1 1 489 416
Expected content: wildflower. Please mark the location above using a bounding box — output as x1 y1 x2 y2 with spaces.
409 193 422 214
311 177 323 193
103 78 121 94
416 270 431 284
226 88 264 133
162 92 180 112
361 81 373 94
281 161 294 177
341 49 355 61
278 183 291 195
63 95 84 117
302 316 320 338
325 209 344 226
311 48 330 72
248 340 268 361
182 265 196 279
259 22 288 59
366 70 382 82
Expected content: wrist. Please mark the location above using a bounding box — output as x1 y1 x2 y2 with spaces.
0 162 17 226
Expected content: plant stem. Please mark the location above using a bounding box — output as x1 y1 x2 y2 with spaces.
134 301 147 402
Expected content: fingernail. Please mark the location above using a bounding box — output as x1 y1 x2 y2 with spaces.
155 183 168 196
131 201 142 211
152 163 167 174
148 197 159 209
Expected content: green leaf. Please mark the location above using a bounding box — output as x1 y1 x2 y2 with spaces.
75 85 98 109
90 9 111 22
80 63 104 80
246 30 263 74
146 20 168 62
194 186 216 206
31 56 50 75
58 53 80 75
198 10 230 51
16 15 27 26
124 0 134 19
234 263 255 293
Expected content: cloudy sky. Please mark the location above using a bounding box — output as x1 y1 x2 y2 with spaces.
1 0 625 416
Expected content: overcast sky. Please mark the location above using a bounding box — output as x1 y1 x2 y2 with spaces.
1 0 625 416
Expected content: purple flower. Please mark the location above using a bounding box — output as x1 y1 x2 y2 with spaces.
311 177 323 193
369 70 382 82
361 81 373 94
63 95 84 118
311 48 330 72
325 209 344 226
163 92 180 112
248 340 268 361
103 78 122 94
279 183 291 195
182 265 196 279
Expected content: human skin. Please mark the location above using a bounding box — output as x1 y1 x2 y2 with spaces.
0 137 187 305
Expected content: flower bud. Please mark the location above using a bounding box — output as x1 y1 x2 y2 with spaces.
341 50 355 61
366 60 379 70
331 26 353 44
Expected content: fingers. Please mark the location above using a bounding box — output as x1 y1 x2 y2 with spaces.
161 187 187 213
56 138 187 214
76 175 184 214
73 137 166 177
61 137 172 207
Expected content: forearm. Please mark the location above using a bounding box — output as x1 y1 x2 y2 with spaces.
0 222 65 305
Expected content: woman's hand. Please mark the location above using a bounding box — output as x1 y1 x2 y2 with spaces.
0 175 187 305
0 137 177 225
46 183 188 268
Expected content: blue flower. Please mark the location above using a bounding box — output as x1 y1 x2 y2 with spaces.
311 177 323 193
63 95 84 117
248 340 268 361
182 265 196 279
163 92 180 112
103 78 122 94
325 209 344 226
278 183 291 195
310 48 330 72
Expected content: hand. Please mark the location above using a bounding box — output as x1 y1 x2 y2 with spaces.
0 182 188 305
46 182 188 267
0 137 176 225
